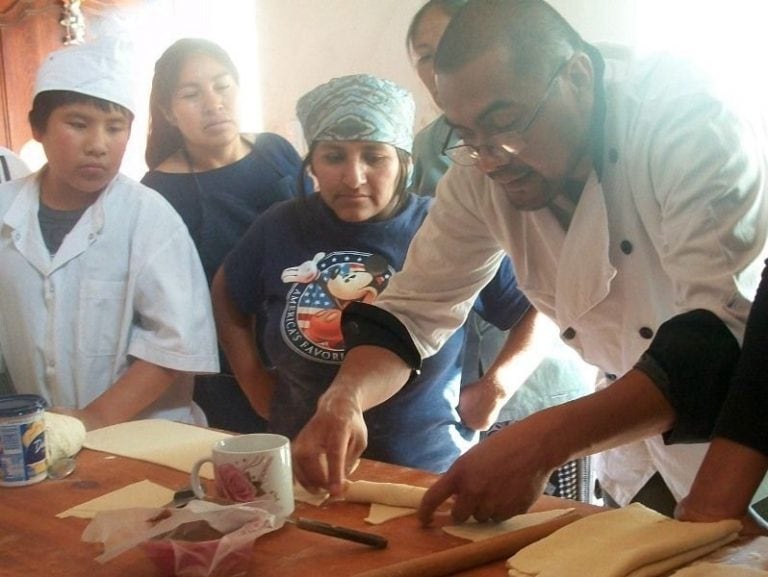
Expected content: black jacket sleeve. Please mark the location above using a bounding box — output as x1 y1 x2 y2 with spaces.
634 308 740 444
341 302 422 371
713 262 768 455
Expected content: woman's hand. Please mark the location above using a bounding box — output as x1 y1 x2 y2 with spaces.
458 375 508 431
291 389 368 497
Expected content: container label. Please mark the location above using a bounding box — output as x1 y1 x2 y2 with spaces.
0 417 47 485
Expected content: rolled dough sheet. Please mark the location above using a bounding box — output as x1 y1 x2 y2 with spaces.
84 419 233 479
506 503 742 577
56 479 174 519
343 480 428 524
672 563 768 576
443 508 574 541
345 479 427 508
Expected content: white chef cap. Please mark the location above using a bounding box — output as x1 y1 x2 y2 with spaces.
33 36 136 115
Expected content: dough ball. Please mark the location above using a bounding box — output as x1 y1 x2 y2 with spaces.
44 411 86 463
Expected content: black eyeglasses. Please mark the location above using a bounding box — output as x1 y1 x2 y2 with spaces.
442 59 569 166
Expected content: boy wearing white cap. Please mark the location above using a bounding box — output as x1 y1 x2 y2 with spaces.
0 37 219 429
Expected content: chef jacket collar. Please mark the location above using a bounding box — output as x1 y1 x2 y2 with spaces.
583 42 607 182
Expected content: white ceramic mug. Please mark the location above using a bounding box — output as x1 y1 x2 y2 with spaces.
190 433 294 518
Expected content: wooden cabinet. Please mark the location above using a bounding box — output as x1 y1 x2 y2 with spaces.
0 1 60 150
0 0 136 152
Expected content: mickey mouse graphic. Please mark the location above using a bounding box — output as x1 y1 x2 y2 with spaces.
281 251 392 352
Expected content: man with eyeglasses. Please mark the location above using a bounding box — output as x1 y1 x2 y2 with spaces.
292 0 768 527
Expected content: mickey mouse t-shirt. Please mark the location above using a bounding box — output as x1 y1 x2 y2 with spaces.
225 192 524 472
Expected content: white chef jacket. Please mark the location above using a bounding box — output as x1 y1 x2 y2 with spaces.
373 48 768 504
0 172 219 424
0 147 30 183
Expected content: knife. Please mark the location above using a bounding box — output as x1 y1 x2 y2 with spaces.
165 489 387 548
286 517 388 549
165 487 197 508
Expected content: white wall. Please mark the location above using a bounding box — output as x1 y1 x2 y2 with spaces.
255 0 643 152
256 0 435 155
256 0 768 153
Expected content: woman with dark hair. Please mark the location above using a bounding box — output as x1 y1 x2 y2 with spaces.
141 38 306 433
407 0 467 197
212 74 531 472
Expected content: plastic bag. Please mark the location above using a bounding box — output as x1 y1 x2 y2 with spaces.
82 499 283 576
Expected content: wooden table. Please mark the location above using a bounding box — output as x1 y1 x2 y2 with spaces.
1 449 767 576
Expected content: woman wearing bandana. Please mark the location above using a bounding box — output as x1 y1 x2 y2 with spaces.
212 74 531 472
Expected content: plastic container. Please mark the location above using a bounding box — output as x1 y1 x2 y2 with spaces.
0 394 47 486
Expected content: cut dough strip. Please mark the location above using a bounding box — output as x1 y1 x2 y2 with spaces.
443 508 574 542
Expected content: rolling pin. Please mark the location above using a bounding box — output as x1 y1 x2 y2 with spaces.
354 510 582 577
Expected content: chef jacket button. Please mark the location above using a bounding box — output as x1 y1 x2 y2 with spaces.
14 232 21 241
562 327 576 340
608 148 619 163
605 373 617 381
620 240 633 254
639 326 654 339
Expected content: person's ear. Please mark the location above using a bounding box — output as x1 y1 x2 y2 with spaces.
563 52 594 98
561 52 594 116
161 106 177 127
31 125 44 142
305 164 320 191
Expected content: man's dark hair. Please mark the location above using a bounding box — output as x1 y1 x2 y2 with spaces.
434 0 585 81
29 90 133 134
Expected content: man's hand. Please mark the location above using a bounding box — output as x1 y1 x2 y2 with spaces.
458 375 508 431
418 419 555 525
676 495 767 536
676 438 768 536
291 390 368 497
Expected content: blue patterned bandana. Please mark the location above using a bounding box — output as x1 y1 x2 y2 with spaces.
297 74 415 154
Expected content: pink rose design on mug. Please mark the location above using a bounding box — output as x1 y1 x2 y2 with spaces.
190 434 293 517
214 463 258 502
